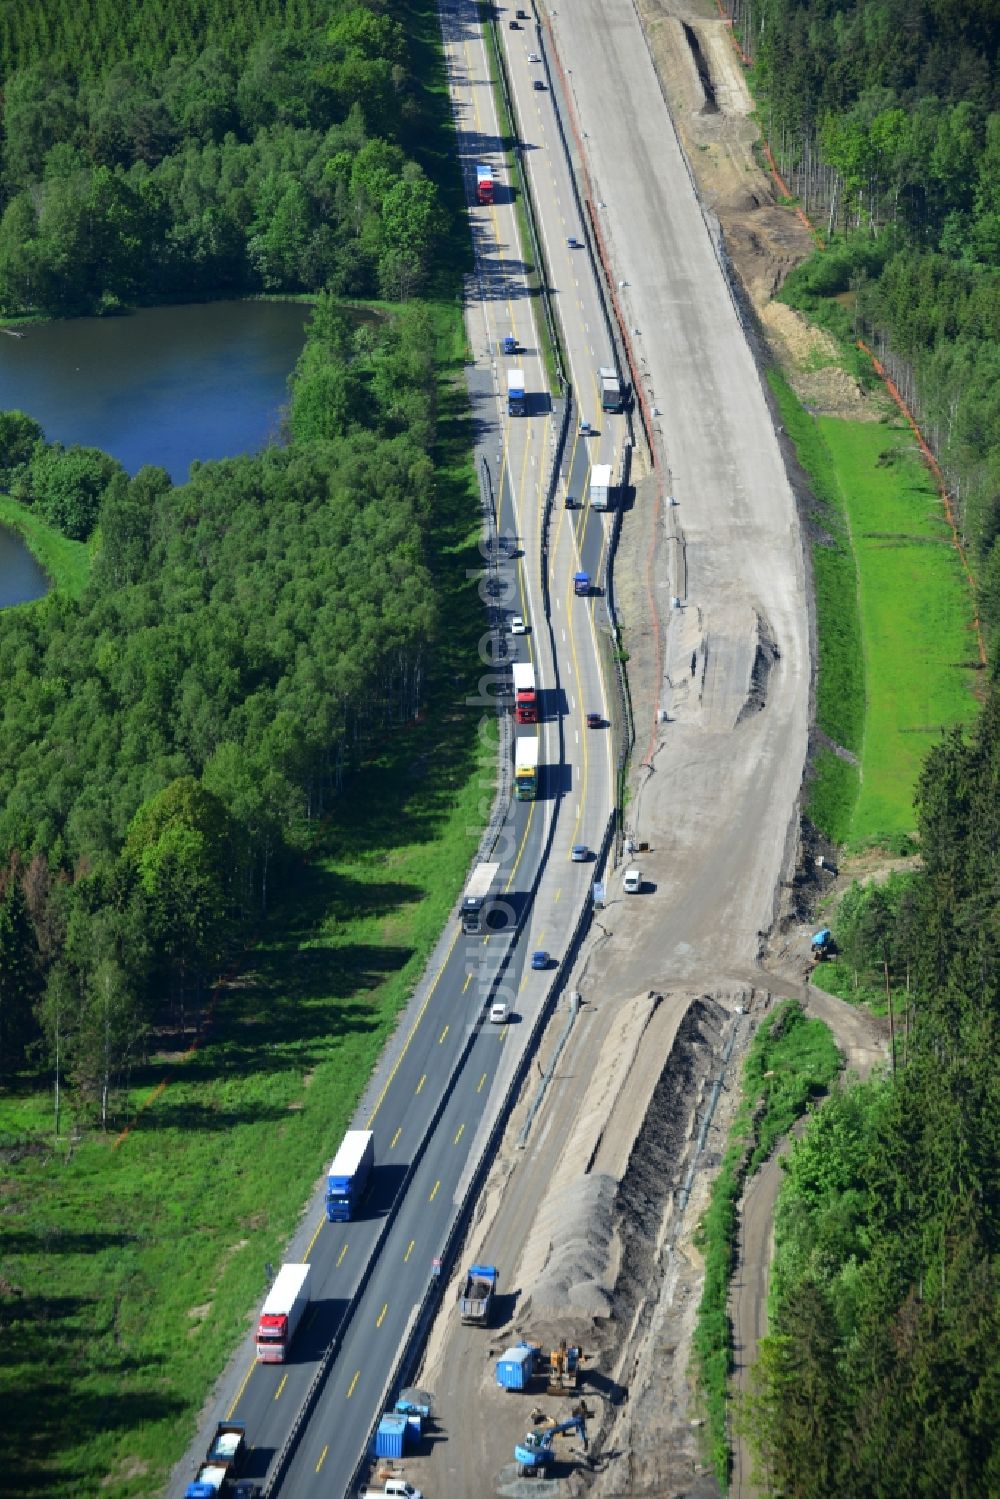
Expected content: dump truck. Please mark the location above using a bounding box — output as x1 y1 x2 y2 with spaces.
184 1421 247 1497
507 368 526 416
186 1464 231 1497
512 661 538 724
256 1263 311 1362
599 365 623 412
461 860 500 934
325 1129 374 1221
459 1264 498 1326
589 463 613 511
514 736 539 801
475 164 494 204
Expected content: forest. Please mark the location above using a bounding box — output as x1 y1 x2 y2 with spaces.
0 296 444 1122
0 0 465 1124
725 0 1000 643
0 0 445 310
748 688 1000 1493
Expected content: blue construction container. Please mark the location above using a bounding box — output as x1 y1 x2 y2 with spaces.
374 1412 408 1460
495 1344 536 1392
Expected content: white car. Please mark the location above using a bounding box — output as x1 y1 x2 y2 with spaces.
489 1001 509 1024
528 51 541 62
510 614 526 635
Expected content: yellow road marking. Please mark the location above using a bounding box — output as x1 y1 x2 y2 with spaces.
316 1445 328 1474
462 972 472 993
477 1073 487 1093
376 1303 388 1329
429 1180 440 1202
274 1374 287 1401
416 1074 426 1095
390 1127 401 1149
347 1370 360 1399
225 1360 255 1419
336 1242 348 1268
304 1213 324 1260
365 926 461 1126
454 1123 465 1145
438 1024 449 1044
404 1239 415 1262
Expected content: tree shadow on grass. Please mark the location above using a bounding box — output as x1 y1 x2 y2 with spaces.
0 1234 142 1257
4 1378 182 1499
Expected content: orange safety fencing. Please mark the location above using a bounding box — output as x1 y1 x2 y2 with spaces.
713 0 822 244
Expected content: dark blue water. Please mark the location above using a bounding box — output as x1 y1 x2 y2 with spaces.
0 522 49 607
0 300 310 607
0 300 309 484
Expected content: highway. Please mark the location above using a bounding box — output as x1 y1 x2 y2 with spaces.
169 1 628 1495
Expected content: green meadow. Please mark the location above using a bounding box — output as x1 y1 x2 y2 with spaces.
771 372 979 845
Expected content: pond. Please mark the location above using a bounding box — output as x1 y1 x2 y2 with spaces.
0 299 311 606
0 521 49 608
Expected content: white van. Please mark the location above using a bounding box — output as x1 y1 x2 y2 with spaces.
623 868 642 894
360 1481 423 1499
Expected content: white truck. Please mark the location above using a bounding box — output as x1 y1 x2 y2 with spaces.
589 463 613 511
599 365 623 412
461 861 500 934
256 1262 311 1362
507 368 526 416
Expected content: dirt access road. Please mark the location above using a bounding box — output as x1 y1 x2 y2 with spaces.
390 1 849 1495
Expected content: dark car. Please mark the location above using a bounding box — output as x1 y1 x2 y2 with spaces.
509 18 520 26
517 7 529 15
533 78 545 90
586 712 602 728
531 950 549 970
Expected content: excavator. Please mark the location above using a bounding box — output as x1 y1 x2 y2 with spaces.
514 1401 592 1477
546 1340 585 1394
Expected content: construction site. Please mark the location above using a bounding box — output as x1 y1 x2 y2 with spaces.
363 0 889 1493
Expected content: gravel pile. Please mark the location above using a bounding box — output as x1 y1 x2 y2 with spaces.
524 1172 618 1319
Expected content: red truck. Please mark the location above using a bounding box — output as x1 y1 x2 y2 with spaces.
256 1262 311 1363
476 164 494 204
512 663 537 724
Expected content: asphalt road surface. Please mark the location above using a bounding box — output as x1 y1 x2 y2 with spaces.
171 1 623 1494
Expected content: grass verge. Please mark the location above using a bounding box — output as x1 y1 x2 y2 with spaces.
768 370 979 846
692 1001 841 1487
0 495 91 598
818 415 980 842
0 292 491 1499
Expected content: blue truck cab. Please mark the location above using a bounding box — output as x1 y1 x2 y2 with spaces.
573 572 590 596
502 334 518 355
326 1129 375 1222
